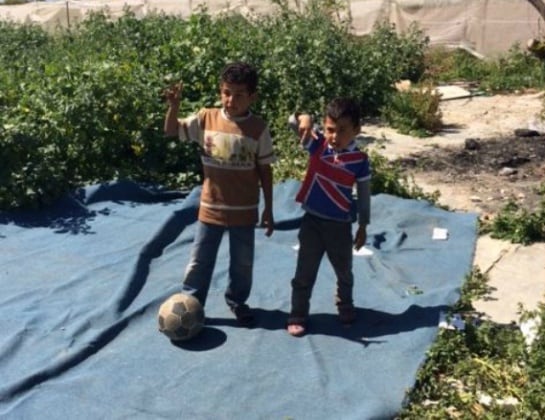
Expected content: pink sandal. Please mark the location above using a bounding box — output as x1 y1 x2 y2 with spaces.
287 316 307 337
287 323 306 337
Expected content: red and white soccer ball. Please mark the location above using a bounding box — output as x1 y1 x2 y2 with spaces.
158 293 205 341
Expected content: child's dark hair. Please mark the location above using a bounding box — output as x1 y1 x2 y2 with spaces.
325 97 361 128
220 62 258 94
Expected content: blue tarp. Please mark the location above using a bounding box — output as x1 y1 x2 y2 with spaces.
0 179 478 419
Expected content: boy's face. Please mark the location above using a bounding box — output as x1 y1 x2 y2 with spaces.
323 116 360 151
220 82 256 118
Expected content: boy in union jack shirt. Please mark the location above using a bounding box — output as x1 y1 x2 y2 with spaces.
287 97 371 336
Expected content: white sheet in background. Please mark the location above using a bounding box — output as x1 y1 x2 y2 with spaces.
0 0 543 57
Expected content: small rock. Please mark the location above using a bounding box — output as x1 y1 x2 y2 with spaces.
514 128 540 137
500 156 530 167
498 167 517 176
395 79 411 92
398 157 418 167
464 138 480 150
527 116 545 132
478 393 493 407
469 196 482 202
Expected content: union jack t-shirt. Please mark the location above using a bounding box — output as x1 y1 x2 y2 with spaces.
296 133 371 223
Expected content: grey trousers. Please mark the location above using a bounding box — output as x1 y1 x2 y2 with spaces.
289 213 354 320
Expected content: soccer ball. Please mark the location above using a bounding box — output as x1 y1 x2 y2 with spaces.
157 293 205 341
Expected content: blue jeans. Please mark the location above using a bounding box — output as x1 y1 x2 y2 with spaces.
290 213 354 319
182 221 255 309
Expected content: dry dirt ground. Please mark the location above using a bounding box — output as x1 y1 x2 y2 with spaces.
364 91 545 324
364 91 545 217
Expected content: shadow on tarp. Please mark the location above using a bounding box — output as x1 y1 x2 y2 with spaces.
169 304 444 352
205 304 445 345
0 181 199 401
116 190 199 313
0 180 188 234
170 326 228 351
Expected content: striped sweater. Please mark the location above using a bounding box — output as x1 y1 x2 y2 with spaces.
178 108 275 226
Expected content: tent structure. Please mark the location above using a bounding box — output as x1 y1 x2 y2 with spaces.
0 0 543 58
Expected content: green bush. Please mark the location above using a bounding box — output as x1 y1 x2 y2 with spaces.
380 82 443 137
423 44 545 93
480 197 545 245
399 269 545 418
0 8 430 209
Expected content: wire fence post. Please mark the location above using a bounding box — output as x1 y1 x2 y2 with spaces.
65 1 70 28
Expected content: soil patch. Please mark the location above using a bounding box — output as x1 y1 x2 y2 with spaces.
396 134 545 215
365 92 545 216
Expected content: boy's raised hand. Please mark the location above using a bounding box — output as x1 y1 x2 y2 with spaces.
163 82 183 136
164 82 182 106
297 114 314 143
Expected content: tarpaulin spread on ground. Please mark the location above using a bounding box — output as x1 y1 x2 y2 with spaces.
0 179 478 419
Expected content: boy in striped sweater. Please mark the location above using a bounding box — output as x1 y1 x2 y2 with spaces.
164 62 275 326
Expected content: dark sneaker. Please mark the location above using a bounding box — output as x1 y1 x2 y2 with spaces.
231 304 255 327
338 305 356 325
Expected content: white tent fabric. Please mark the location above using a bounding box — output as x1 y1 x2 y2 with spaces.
0 0 543 57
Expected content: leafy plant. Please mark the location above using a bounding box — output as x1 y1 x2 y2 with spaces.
423 44 545 93
480 197 545 245
0 8 430 210
366 149 440 201
398 269 545 419
380 82 443 137
452 267 492 313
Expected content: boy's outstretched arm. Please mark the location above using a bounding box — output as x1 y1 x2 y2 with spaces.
288 113 316 145
257 163 274 237
164 83 182 137
296 114 313 143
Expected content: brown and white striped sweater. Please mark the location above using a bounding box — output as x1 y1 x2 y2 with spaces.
178 108 275 226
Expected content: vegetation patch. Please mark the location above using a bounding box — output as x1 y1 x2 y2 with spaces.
398 269 545 419
0 8 429 209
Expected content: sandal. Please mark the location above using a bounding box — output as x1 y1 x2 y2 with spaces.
231 304 255 327
287 316 307 337
287 323 306 337
338 304 356 325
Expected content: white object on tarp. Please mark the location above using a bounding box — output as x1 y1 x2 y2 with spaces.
432 227 449 240
438 312 465 330
353 247 374 257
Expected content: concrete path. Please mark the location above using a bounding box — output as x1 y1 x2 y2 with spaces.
473 236 545 324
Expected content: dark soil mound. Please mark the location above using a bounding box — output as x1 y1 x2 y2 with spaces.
396 134 545 214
